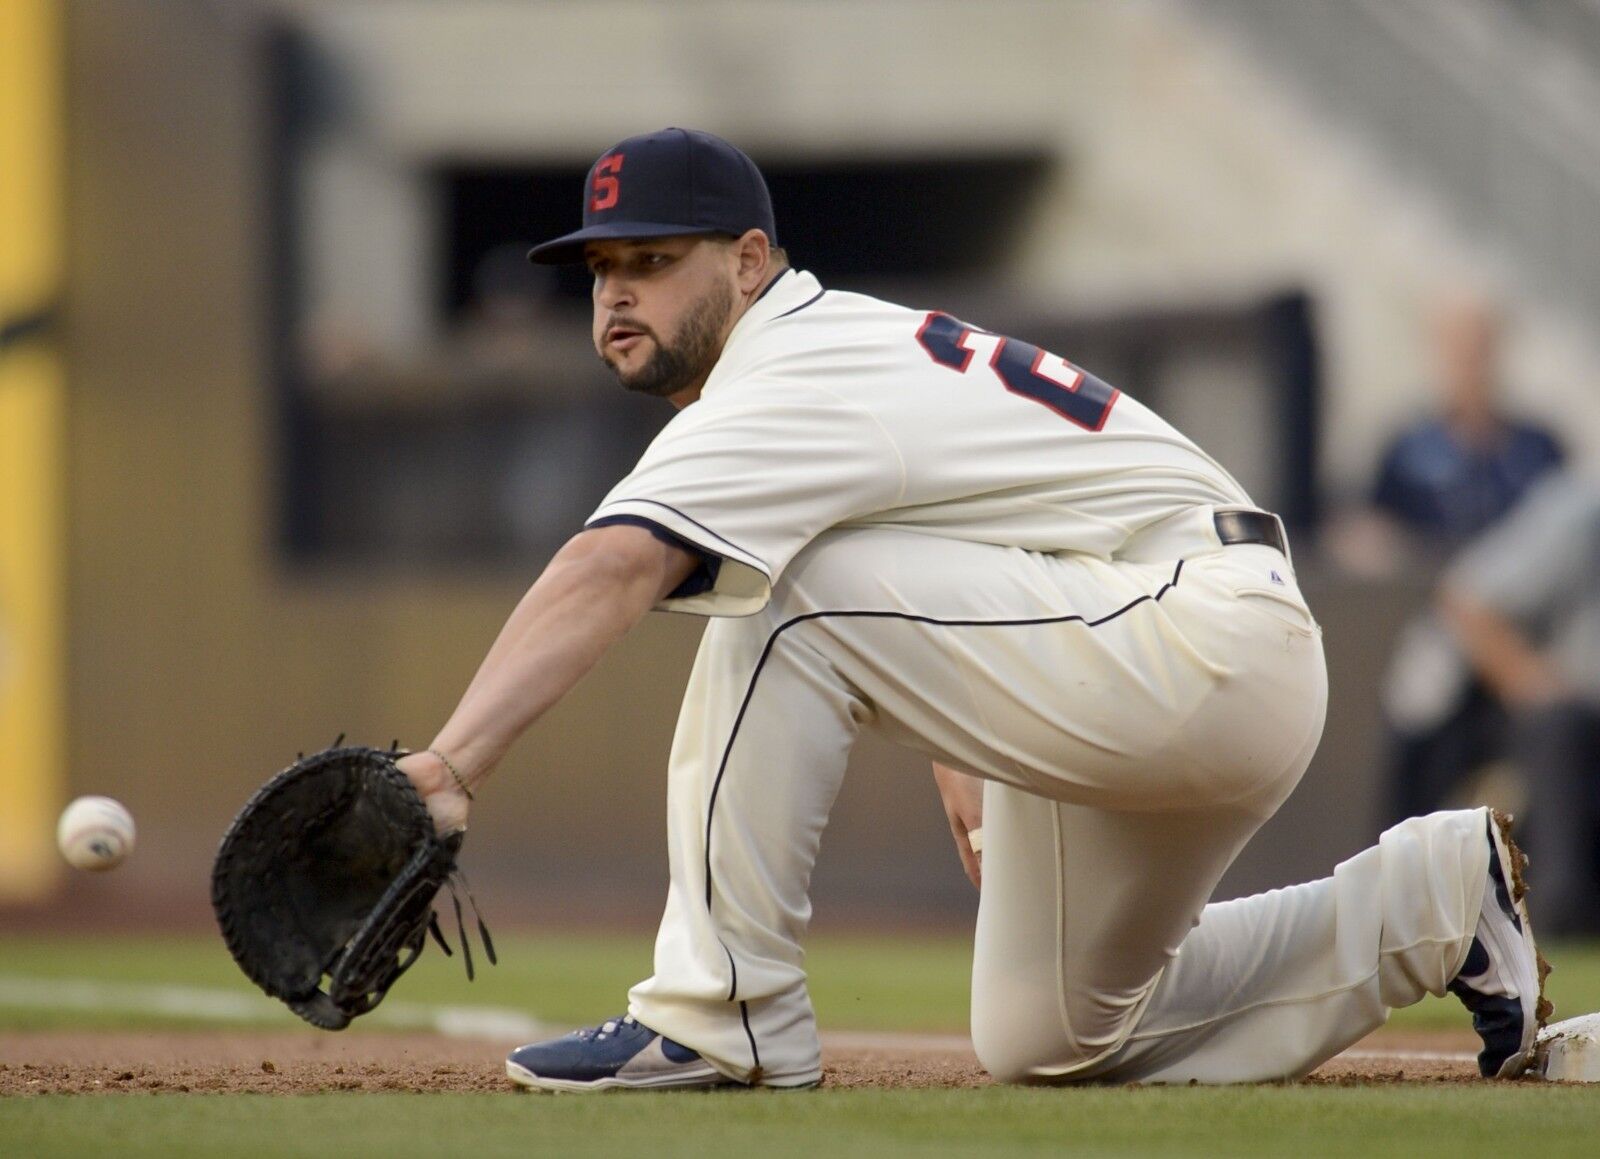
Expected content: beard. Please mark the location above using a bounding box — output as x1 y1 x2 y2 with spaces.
599 278 735 398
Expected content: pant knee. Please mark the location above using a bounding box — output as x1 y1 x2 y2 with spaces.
972 1038 1039 1085
971 1020 1027 1083
971 1004 1104 1084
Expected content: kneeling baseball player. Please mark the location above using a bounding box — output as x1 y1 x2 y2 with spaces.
394 128 1549 1089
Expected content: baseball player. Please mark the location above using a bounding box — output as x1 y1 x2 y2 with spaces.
396 128 1546 1090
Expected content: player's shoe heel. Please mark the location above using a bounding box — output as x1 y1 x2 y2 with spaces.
1446 810 1553 1078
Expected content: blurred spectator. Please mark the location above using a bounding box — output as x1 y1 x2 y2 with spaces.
1370 294 1563 547
1329 294 1564 579
1437 471 1600 936
1352 294 1565 843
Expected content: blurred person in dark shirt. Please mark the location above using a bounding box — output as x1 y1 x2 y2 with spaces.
1371 294 1563 548
1369 296 1564 834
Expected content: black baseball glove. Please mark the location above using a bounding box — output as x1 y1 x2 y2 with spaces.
212 741 494 1030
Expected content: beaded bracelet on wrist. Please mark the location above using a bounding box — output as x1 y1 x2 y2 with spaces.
426 748 474 801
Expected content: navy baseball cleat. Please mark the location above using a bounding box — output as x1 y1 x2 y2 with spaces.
1447 811 1554 1078
505 1014 733 1092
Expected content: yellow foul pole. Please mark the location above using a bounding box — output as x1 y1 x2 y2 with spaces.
0 0 66 901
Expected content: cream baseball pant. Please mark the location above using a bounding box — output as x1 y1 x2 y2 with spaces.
627 522 1490 1085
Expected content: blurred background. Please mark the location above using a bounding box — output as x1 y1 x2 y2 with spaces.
5 0 1600 937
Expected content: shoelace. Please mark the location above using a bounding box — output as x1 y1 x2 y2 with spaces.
577 1015 637 1042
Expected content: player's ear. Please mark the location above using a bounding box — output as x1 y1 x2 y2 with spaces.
733 228 771 294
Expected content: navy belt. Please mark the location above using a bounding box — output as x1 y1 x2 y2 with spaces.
1214 509 1287 554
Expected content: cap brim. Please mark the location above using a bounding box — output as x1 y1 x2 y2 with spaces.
526 222 722 265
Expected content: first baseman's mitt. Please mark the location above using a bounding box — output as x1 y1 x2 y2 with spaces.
212 741 494 1030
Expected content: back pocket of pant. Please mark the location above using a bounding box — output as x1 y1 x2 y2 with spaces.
1230 585 1317 636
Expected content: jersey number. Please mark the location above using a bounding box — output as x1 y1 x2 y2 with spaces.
915 311 1119 431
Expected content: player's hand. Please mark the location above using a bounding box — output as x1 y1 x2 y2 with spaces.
932 761 984 890
396 750 472 835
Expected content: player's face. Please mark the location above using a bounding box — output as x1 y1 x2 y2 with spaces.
587 236 738 400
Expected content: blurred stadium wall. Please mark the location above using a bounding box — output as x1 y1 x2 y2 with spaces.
17 0 1600 923
0 0 67 902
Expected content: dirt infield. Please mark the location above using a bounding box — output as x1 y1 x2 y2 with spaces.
0 1028 1486 1094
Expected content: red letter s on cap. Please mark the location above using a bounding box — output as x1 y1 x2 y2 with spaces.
590 153 624 211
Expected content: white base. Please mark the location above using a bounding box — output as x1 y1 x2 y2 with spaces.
1533 1012 1600 1082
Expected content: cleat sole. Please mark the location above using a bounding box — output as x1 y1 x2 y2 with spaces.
1489 810 1552 1075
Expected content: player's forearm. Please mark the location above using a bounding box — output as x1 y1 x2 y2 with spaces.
432 561 643 776
428 528 691 783
1439 587 1566 707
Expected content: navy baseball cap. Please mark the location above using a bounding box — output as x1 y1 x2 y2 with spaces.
527 128 777 265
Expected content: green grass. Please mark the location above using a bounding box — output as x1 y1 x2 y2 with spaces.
4 930 1599 1034
0 930 974 1033
2 1085 1598 1158
3 932 1599 1157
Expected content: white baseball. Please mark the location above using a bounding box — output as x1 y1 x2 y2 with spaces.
57 795 136 871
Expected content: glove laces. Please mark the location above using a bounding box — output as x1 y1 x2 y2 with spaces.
427 866 498 982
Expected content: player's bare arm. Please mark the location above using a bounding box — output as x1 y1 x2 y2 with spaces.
1438 585 1568 707
398 524 698 834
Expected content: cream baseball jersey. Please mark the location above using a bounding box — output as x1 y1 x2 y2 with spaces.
587 269 1255 616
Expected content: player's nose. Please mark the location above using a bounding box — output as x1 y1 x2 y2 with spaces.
593 274 637 312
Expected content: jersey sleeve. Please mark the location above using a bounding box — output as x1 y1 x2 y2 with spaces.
586 381 904 615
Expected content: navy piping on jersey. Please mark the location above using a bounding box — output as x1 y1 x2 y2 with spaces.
585 514 722 599
774 288 825 319
588 498 769 576
752 268 793 304
701 557 1187 1067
